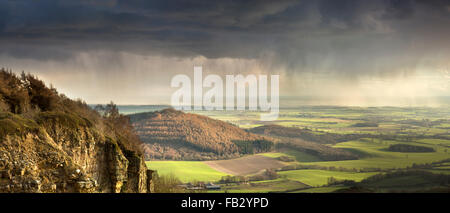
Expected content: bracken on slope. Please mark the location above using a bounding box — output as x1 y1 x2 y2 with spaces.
130 108 274 161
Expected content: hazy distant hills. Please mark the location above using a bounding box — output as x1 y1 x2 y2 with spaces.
129 108 273 160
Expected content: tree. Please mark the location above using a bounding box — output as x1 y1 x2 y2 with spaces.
22 72 59 111
94 101 143 154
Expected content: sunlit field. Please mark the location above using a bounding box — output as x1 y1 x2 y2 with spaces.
145 106 450 192
146 161 228 183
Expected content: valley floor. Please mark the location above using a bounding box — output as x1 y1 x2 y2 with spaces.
144 106 450 193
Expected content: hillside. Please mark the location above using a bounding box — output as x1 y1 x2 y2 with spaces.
129 109 273 160
0 69 153 193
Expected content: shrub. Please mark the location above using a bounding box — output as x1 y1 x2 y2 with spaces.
387 144 435 153
153 173 184 193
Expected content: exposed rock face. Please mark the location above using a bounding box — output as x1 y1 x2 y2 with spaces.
0 113 153 193
0 70 154 193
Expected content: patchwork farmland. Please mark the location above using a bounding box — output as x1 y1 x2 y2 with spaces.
143 106 450 193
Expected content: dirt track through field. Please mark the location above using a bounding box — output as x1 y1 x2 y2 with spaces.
205 155 285 176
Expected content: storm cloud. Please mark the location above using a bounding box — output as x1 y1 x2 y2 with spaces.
0 0 448 71
0 0 449 104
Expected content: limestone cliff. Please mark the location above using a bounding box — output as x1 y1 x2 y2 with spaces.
0 69 153 193
0 112 154 193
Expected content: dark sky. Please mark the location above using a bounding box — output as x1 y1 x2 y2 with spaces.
0 0 449 105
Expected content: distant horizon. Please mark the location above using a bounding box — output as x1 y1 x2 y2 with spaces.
87 95 450 108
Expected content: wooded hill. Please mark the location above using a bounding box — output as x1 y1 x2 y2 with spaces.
129 109 273 160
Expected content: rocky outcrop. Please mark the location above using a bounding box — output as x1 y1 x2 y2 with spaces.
0 70 153 193
0 112 153 193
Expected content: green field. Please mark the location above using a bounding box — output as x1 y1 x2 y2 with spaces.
300 139 450 170
259 151 321 162
146 161 228 183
